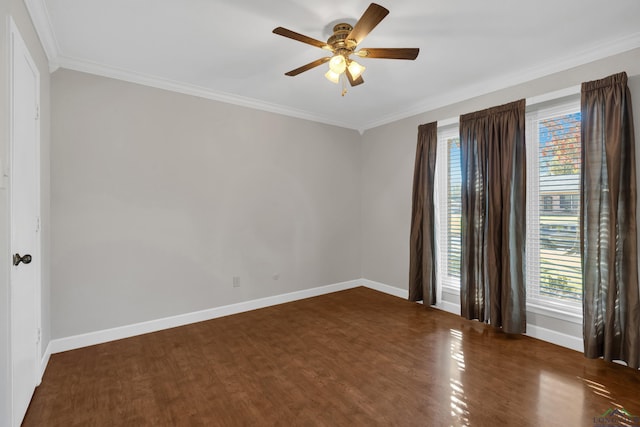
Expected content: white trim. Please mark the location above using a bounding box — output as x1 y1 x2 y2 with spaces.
526 85 581 107
358 279 463 315
433 296 582 351
352 284 582 354
437 117 459 128
361 279 408 299
434 85 581 131
435 126 461 296
369 277 584 352
22 0 640 133
55 55 358 131
39 278 585 380
441 285 460 296
46 278 410 356
434 299 460 316
8 16 43 427
426 290 582 353
39 342 51 383
527 301 582 325
23 0 60 71
49 279 362 354
525 324 582 353
362 32 640 131
525 98 583 317
56 39 618 133
435 284 461 315
360 280 582 353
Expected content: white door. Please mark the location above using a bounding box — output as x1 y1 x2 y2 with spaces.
9 18 41 427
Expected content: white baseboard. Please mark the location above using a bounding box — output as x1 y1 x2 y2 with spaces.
39 341 51 384
42 277 584 378
49 279 363 355
361 279 408 299
435 300 460 315
365 281 583 352
434 300 582 352
525 324 583 352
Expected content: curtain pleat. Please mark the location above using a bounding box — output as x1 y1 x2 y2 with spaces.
459 100 527 334
409 122 438 305
581 71 640 369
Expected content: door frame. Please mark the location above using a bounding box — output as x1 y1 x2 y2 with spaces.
8 15 43 423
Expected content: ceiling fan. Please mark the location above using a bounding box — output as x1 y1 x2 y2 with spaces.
273 3 419 96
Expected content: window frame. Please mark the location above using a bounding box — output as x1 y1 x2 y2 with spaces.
436 124 462 294
525 97 583 320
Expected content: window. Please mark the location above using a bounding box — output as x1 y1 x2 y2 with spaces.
435 97 582 314
526 100 582 307
436 126 462 290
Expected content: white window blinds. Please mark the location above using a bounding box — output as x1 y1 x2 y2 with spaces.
526 101 582 305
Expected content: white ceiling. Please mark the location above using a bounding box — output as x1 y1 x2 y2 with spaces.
26 0 640 132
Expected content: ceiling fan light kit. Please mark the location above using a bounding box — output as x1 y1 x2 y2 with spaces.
329 54 347 74
347 60 366 79
324 69 341 84
273 3 419 96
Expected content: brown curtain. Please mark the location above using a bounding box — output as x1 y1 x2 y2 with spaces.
459 100 526 334
581 72 640 369
409 122 438 305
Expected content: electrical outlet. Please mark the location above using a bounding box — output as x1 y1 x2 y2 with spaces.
233 276 240 287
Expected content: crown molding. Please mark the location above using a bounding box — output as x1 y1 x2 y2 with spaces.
25 0 640 133
52 32 640 134
361 31 640 132
55 55 359 131
23 0 60 72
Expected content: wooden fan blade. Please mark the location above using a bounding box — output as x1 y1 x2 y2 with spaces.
346 69 364 86
284 57 331 76
347 3 389 46
356 48 419 60
273 27 331 50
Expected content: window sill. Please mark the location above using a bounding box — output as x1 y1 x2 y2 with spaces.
526 300 582 325
439 287 582 325
441 284 460 296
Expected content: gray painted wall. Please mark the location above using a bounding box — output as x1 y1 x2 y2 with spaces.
51 69 362 338
51 49 640 343
0 2 51 426
361 48 640 337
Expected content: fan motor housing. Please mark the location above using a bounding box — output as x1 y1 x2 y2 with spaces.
327 23 357 51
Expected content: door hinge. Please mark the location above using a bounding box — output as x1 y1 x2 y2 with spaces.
35 104 40 121
36 216 40 233
36 328 41 344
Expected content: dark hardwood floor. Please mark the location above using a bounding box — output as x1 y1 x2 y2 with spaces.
24 287 640 426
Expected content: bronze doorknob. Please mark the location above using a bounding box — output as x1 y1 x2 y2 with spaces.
13 253 32 266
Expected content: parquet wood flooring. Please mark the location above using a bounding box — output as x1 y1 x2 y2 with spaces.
23 287 640 426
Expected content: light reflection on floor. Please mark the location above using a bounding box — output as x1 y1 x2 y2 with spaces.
537 370 585 425
450 329 470 426
581 377 614 400
578 377 635 426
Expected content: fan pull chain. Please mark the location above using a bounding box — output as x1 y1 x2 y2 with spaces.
341 73 348 96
